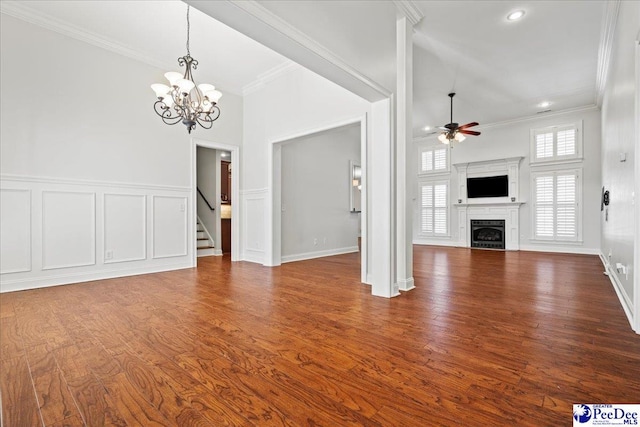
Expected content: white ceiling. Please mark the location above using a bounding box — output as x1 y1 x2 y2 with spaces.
412 0 606 136
2 0 606 137
0 0 289 95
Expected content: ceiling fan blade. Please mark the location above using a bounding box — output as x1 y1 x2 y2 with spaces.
458 122 479 130
438 126 450 131
459 130 481 136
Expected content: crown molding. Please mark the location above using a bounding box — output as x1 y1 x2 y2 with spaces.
199 0 391 100
413 104 599 140
392 1 424 26
242 60 299 96
595 0 621 107
0 1 172 72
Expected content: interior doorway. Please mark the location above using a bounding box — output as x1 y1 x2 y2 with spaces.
266 116 368 284
191 138 240 264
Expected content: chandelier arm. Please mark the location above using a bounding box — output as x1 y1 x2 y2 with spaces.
195 106 221 129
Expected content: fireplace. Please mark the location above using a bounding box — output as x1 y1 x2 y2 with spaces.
470 220 505 249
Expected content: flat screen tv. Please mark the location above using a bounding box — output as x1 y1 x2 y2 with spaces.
467 175 508 198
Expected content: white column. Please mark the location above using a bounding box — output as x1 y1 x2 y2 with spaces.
370 99 398 298
396 16 415 291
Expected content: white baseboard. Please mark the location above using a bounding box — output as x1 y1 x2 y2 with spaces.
519 244 600 255
413 238 460 247
599 252 635 330
0 261 194 293
281 246 359 263
241 250 265 265
398 277 415 291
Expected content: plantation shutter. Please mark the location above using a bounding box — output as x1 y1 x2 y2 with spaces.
421 148 447 173
534 172 578 240
421 183 448 236
556 174 577 237
556 127 576 156
434 149 447 170
535 131 554 159
421 151 433 172
535 176 554 237
433 184 447 234
421 184 433 233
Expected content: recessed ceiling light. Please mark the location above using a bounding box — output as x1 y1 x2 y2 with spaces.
424 126 432 131
538 101 551 108
507 10 525 21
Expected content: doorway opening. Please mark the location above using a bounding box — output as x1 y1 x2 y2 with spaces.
267 116 368 284
191 138 240 264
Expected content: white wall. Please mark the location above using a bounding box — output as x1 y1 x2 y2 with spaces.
280 124 360 261
600 1 639 326
196 147 218 244
413 107 602 254
241 65 370 264
0 14 242 291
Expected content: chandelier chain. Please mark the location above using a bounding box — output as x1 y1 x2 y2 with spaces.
186 5 191 56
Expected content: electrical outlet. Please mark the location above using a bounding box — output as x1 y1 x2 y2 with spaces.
323 237 327 245
105 250 113 260
313 238 318 246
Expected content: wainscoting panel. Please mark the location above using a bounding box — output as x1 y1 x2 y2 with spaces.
0 175 193 293
152 196 188 259
0 189 31 274
104 194 146 264
42 191 96 270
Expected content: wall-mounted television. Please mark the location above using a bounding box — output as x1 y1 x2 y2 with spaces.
467 175 508 198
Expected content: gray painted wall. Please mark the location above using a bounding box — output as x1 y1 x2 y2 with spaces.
196 147 219 244
281 124 361 260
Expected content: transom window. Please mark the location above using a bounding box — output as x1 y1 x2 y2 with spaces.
420 147 448 174
530 123 582 164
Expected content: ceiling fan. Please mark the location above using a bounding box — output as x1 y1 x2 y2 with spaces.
437 92 481 145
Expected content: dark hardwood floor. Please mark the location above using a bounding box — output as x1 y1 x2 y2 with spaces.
1 246 639 426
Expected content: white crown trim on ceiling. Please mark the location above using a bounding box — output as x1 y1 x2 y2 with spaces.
392 0 424 26
202 0 392 101
595 0 621 107
242 60 299 96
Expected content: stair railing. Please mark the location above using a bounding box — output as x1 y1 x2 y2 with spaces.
197 187 215 211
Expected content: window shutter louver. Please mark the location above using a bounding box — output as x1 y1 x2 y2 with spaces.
556 128 576 156
535 176 554 237
434 149 447 170
422 151 433 172
434 184 447 234
536 132 554 159
556 174 577 237
421 185 433 233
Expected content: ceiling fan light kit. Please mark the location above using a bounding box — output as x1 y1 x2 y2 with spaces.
437 93 480 147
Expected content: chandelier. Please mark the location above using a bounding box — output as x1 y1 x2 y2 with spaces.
151 5 221 134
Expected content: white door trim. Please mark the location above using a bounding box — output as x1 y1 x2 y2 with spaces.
191 138 241 263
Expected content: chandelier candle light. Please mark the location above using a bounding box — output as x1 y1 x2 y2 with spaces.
151 5 221 134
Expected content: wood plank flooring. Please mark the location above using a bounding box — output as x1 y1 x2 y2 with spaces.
1 246 639 426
